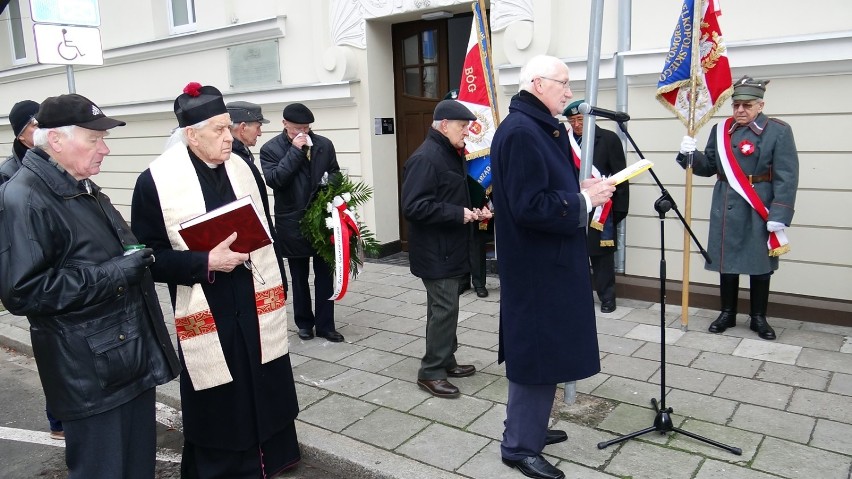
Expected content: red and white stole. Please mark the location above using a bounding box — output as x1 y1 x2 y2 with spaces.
568 131 612 231
150 144 289 391
716 118 790 256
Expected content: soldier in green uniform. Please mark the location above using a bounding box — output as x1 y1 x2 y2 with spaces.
677 76 799 340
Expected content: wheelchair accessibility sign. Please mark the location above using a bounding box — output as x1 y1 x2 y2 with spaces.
33 24 103 66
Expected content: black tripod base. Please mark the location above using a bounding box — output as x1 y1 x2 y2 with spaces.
596 398 742 455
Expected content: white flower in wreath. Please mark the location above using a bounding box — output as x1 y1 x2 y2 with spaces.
342 192 352 203
326 202 334 213
325 217 335 228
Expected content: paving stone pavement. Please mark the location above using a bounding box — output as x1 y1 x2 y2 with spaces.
1 258 851 479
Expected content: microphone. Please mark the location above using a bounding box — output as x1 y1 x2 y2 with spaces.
578 103 631 122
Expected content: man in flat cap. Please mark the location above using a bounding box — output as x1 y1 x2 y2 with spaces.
131 82 300 476
563 99 630 313
0 93 180 478
401 99 490 399
226 100 269 165
491 55 614 479
260 102 346 342
678 75 799 341
1 99 40 183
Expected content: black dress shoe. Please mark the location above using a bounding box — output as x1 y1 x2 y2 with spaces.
545 429 567 445
297 328 314 340
446 364 476 378
316 330 345 342
458 283 471 295
708 311 737 333
474 286 489 298
600 300 616 313
417 379 460 398
501 455 564 479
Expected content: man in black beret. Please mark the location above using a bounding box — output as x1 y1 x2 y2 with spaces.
226 100 269 165
1 100 40 183
401 99 490 398
260 103 346 342
563 99 630 313
678 75 799 341
131 83 300 477
0 93 180 479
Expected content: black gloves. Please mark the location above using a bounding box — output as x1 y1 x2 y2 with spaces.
110 248 154 285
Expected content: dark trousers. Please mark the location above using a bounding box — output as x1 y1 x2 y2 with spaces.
46 408 62 432
469 229 492 288
590 252 616 303
63 388 157 479
501 380 556 460
288 255 335 334
419 276 463 379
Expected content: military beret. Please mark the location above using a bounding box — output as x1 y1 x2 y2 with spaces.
433 99 476 121
282 103 315 124
563 99 584 118
732 75 769 101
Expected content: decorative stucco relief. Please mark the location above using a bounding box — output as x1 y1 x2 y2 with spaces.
490 0 533 32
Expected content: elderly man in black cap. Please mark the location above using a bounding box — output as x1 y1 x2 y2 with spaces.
402 99 491 398
563 99 630 313
131 82 301 477
226 100 269 165
260 102 346 342
1 99 40 183
678 75 799 341
0 93 180 479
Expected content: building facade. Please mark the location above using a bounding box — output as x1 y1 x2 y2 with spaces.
2 0 850 321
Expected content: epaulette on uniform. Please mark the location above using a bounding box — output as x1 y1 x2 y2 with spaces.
768 117 790 127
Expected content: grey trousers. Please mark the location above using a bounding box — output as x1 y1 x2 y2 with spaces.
418 276 464 380
501 380 557 460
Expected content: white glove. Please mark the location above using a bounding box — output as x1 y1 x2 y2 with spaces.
767 221 786 233
679 136 697 154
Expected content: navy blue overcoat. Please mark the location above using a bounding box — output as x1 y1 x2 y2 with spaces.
491 94 601 385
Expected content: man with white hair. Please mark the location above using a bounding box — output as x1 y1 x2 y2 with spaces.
131 82 300 477
490 55 615 479
0 93 180 479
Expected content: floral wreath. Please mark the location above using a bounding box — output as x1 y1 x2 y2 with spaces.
301 172 380 287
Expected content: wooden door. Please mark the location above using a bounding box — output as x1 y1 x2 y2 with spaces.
392 20 450 250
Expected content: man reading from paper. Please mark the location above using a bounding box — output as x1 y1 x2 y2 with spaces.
131 82 300 477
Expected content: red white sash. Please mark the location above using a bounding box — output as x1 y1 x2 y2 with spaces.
716 118 789 256
326 193 363 300
568 132 612 231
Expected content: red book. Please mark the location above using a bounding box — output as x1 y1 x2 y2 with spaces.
178 196 272 253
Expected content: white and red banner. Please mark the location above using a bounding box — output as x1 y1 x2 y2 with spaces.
326 194 363 300
656 0 733 131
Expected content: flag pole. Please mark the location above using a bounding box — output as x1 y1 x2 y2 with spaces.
680 0 702 331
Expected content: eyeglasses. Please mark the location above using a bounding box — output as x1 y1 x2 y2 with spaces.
244 258 265 285
732 101 759 111
539 76 571 90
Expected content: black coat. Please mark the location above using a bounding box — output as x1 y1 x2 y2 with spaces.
259 131 340 258
401 128 472 280
574 126 629 255
0 139 27 184
131 150 299 451
491 93 600 385
0 149 180 420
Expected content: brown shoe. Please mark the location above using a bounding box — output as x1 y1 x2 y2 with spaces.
417 379 460 398
50 430 65 440
446 364 476 378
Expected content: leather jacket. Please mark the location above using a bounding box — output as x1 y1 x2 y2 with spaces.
0 149 180 421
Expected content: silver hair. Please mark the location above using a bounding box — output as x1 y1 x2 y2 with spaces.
164 119 209 150
518 55 567 93
430 120 443 130
32 125 76 149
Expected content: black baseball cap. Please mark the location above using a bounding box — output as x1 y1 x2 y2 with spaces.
36 94 125 130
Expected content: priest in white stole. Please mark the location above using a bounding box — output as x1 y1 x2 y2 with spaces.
131 83 300 478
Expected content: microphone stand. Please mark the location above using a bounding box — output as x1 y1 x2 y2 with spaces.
595 120 741 456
